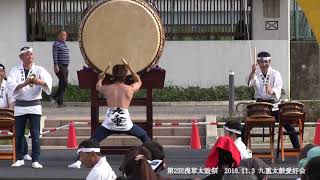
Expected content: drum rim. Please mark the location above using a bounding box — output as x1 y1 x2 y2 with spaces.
247 102 273 107
78 0 165 74
0 108 14 112
279 101 304 107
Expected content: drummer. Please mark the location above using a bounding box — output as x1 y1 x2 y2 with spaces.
68 59 150 168
247 51 300 149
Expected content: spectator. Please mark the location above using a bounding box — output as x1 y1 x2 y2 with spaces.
142 141 165 172
298 143 318 161
205 136 241 168
299 146 320 168
203 136 241 180
302 156 320 180
78 139 117 180
119 146 161 180
52 30 70 107
224 120 252 159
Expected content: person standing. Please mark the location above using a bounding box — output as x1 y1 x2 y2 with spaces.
0 64 32 161
52 30 69 107
7 46 52 168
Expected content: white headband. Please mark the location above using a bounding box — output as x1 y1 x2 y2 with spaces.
0 67 4 70
20 47 33 55
147 159 163 170
224 126 241 135
77 148 100 154
257 57 271 61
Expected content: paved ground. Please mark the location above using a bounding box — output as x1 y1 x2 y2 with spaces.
41 101 235 120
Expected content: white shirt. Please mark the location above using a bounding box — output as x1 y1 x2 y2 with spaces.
86 156 117 180
234 137 252 160
0 80 9 108
248 67 282 111
6 63 52 116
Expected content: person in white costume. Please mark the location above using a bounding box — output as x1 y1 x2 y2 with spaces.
7 47 52 168
224 120 252 160
247 51 299 149
78 139 116 180
0 64 32 161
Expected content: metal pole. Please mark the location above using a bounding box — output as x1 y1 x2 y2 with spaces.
229 71 235 116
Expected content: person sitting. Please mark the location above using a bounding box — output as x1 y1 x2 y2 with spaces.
118 146 161 180
224 120 252 159
203 136 241 180
77 139 117 180
247 51 299 149
298 143 318 162
142 141 173 180
302 156 320 180
299 146 320 168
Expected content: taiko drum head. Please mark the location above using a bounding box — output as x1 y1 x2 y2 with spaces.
79 0 165 74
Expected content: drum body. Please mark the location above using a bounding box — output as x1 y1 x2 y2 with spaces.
279 102 304 116
246 102 273 118
79 0 165 74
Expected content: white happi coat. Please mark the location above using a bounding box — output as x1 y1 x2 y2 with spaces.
248 66 282 111
234 137 252 160
7 63 52 116
0 80 9 108
86 156 117 180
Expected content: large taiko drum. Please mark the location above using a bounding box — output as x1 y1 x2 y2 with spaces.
279 101 304 116
79 0 165 74
246 102 273 118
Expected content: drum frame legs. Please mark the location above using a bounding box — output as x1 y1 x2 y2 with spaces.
276 113 305 161
0 121 16 163
245 117 275 164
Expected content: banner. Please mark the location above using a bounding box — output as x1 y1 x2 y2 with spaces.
298 0 320 45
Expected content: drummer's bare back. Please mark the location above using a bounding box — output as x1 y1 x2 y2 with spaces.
100 82 140 109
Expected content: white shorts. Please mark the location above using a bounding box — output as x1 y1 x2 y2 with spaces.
102 108 133 131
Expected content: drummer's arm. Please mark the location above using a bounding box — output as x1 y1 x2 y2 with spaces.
96 74 107 94
96 65 110 93
270 71 283 100
127 64 142 91
247 64 257 86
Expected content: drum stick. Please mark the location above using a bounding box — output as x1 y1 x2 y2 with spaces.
121 58 128 65
253 47 257 65
103 63 111 74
